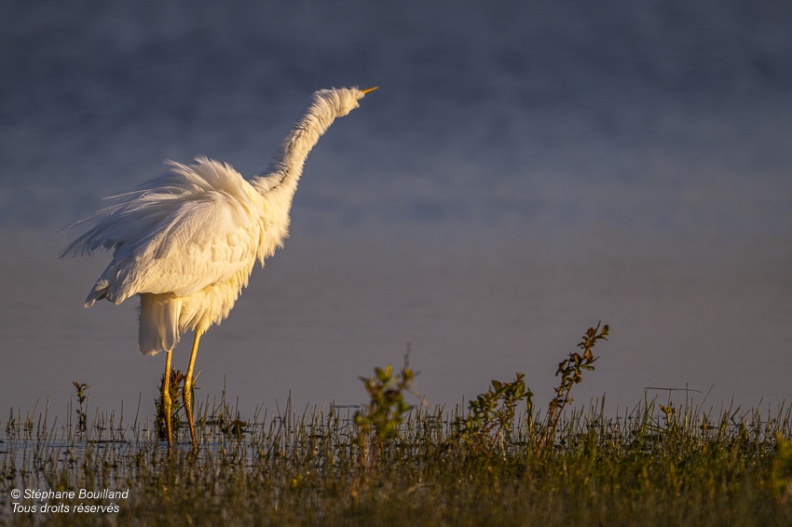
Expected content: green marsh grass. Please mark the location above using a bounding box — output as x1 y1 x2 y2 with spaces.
2 324 792 526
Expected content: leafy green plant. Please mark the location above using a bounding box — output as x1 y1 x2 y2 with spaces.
72 381 90 434
354 352 417 461
451 322 608 454
543 322 608 448
453 373 533 454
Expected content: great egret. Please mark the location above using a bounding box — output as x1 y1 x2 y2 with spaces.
61 86 377 449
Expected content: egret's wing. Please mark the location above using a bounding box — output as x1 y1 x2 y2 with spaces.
123 191 262 298
64 158 265 305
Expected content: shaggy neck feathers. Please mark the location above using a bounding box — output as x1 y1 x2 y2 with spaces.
252 90 346 197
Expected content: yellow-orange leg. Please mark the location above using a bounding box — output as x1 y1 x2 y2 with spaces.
163 350 173 448
183 332 202 451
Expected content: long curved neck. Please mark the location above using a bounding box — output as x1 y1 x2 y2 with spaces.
252 93 340 196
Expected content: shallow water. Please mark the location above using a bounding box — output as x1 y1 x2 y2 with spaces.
1 1 791 419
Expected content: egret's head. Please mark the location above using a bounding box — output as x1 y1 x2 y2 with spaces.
316 86 377 118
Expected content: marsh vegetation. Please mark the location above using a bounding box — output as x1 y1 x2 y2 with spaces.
2 323 791 526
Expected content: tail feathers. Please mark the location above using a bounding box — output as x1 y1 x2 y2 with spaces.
138 294 181 356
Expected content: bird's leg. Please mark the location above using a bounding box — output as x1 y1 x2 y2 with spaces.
163 350 173 448
183 332 201 451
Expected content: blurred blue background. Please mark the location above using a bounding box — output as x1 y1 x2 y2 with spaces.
1 1 790 419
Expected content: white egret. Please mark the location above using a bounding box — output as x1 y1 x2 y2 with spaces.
61 86 377 449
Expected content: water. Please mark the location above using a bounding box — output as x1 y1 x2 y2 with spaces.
1 1 791 420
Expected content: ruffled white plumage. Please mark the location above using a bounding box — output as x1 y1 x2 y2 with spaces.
62 157 276 354
61 86 372 356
